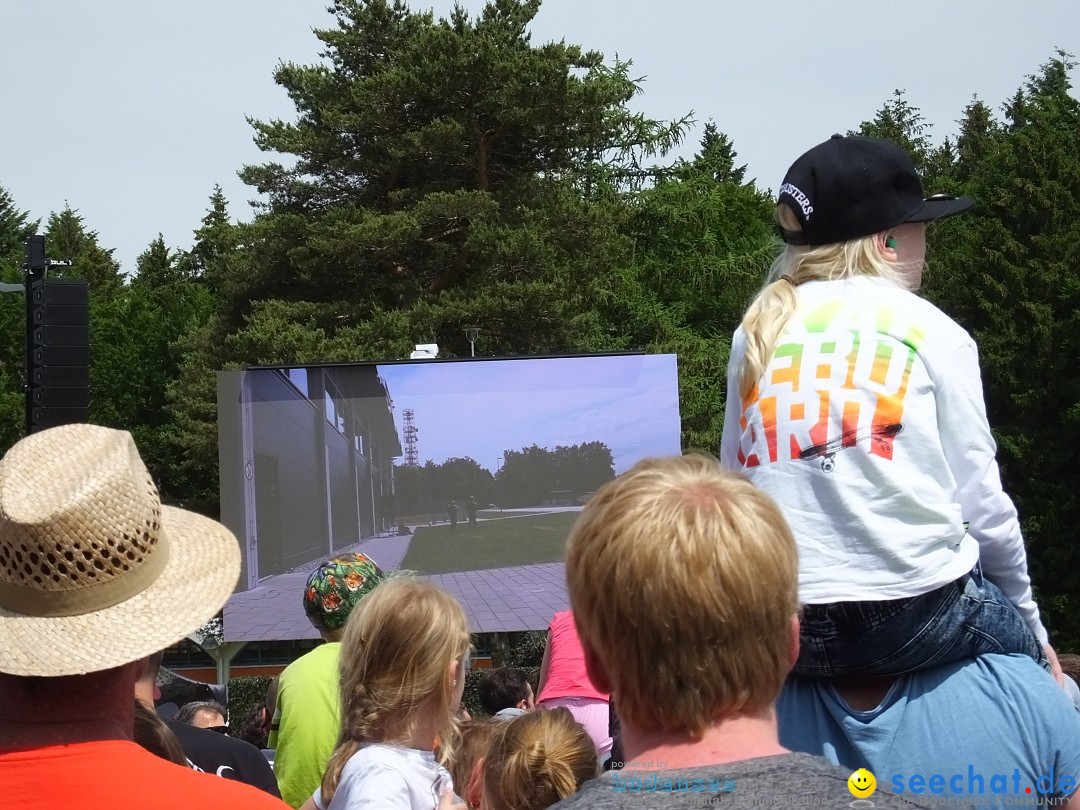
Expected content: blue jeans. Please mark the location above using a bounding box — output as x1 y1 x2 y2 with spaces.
794 563 1047 677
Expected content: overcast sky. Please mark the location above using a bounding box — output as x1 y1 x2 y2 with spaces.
1 1 1077 273
376 354 681 473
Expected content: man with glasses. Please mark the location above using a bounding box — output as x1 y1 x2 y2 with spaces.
135 652 280 796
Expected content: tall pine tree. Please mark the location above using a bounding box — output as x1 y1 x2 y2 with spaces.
0 186 37 450
927 52 1080 646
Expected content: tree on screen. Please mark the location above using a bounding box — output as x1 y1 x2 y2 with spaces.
551 441 615 498
497 445 558 508
421 457 495 514
393 457 495 518
494 441 614 507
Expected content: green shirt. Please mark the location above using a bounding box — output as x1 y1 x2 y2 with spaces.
270 642 341 808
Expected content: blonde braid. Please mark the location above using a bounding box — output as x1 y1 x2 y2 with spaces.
319 578 470 806
738 204 909 398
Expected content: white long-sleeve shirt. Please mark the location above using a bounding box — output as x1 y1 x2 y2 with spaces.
720 276 1047 645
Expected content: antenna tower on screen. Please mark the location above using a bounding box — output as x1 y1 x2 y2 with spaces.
403 408 419 467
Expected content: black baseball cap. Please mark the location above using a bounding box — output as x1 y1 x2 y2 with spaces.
777 134 974 246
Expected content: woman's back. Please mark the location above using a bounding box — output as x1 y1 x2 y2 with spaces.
537 611 607 703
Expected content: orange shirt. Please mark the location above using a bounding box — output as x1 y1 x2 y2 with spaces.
0 739 287 809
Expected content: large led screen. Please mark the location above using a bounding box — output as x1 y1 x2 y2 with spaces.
218 354 681 639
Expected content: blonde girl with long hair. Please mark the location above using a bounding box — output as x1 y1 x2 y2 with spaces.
720 134 1060 682
300 578 471 810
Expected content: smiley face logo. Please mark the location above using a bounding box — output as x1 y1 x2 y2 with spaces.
848 768 876 798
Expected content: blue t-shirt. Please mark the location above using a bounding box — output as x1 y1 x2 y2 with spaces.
777 654 1080 801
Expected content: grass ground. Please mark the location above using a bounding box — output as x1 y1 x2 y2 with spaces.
400 511 579 575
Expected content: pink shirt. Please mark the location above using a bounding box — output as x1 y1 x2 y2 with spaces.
537 610 609 703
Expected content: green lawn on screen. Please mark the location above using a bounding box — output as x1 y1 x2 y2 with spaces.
400 511 579 575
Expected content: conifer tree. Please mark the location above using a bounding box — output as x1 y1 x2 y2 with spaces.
0 186 37 450
926 52 1080 645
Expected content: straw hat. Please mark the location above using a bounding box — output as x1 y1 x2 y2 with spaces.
0 424 241 677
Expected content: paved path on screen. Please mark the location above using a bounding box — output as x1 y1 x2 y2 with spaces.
223 560 567 641
427 563 566 633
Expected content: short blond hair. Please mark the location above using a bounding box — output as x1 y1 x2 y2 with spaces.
565 454 798 737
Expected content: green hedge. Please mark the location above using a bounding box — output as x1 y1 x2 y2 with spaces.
228 675 272 728
227 631 550 727
463 630 547 718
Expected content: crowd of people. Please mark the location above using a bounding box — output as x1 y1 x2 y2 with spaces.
2 134 1080 808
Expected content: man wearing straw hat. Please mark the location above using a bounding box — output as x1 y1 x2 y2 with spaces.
0 424 286 808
